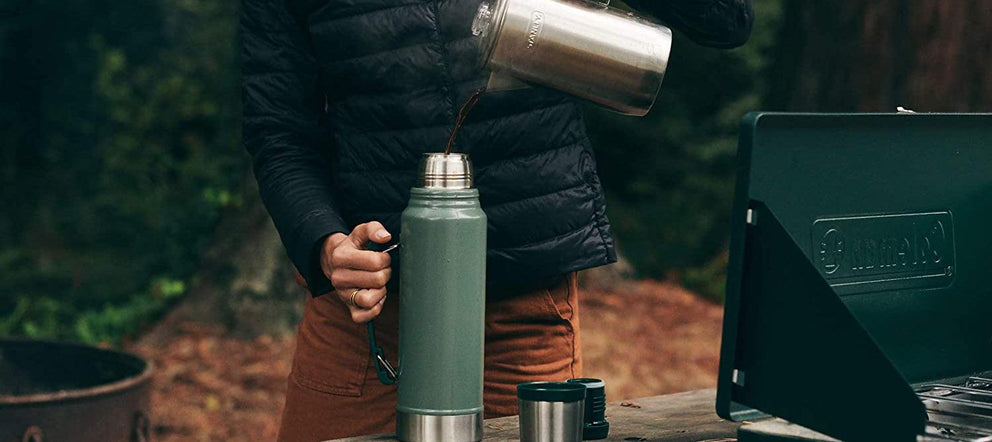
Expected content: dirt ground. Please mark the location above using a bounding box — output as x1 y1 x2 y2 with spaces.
132 279 723 441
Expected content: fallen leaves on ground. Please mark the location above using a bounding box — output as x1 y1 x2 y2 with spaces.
131 323 294 442
580 279 723 401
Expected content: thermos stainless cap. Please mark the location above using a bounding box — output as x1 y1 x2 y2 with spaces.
517 382 586 442
417 153 474 189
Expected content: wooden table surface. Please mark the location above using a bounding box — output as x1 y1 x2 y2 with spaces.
329 389 740 442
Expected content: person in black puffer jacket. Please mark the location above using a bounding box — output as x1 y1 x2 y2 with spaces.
242 0 752 439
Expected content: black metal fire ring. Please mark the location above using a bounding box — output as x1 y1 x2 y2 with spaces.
0 337 154 407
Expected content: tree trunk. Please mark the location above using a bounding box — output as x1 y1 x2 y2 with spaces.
140 180 305 346
767 0 991 112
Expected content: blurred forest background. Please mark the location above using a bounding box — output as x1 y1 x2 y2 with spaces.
2 0 990 439
1 0 990 344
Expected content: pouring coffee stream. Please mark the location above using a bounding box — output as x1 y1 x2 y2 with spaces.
444 88 486 155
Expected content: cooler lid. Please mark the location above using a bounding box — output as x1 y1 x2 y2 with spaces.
715 113 992 442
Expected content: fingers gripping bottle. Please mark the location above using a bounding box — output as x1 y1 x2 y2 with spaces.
395 153 487 442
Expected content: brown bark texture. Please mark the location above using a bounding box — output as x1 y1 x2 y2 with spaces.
767 0 991 112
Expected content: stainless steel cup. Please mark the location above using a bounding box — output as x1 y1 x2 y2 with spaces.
517 382 587 442
472 0 672 116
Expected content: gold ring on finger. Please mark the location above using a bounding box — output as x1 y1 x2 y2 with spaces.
350 288 362 307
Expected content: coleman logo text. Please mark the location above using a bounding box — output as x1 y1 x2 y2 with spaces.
811 211 955 293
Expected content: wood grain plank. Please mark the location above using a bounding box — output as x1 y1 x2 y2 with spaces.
329 389 739 442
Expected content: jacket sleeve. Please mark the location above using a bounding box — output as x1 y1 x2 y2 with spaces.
625 0 754 49
241 0 347 297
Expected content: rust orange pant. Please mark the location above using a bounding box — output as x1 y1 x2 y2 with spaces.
277 273 582 442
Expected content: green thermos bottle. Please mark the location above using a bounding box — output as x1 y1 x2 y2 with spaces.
387 153 487 442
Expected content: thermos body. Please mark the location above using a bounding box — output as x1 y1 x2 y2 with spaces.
396 154 487 442
474 0 672 116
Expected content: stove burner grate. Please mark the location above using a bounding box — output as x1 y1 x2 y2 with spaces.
919 377 992 441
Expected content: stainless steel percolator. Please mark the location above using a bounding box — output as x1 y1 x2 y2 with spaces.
472 0 673 116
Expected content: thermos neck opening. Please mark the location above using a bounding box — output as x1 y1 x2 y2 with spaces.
416 153 475 190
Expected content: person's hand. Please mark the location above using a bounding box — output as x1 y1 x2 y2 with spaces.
321 222 393 323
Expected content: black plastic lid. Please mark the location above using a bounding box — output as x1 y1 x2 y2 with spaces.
582 421 610 440
517 382 586 402
567 378 605 392
568 378 610 440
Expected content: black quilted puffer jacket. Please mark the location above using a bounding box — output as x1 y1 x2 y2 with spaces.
242 0 753 297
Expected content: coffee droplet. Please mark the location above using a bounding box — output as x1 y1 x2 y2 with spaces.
444 88 486 155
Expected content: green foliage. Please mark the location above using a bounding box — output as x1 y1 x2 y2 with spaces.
0 0 243 343
72 277 186 344
587 1 782 300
